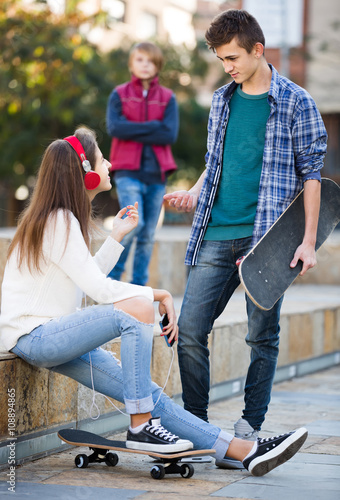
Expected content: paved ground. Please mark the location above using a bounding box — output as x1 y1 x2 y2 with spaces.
0 365 339 500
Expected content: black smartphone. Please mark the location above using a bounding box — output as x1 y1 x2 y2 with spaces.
159 313 175 347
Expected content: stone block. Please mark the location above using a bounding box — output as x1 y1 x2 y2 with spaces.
295 233 340 286
168 345 182 397
148 240 189 295
278 315 290 366
47 371 78 426
76 340 125 419
211 325 232 385
77 383 106 421
312 311 325 356
151 335 179 397
0 359 16 438
324 309 336 352
336 309 340 349
228 323 250 379
15 359 49 436
289 313 314 362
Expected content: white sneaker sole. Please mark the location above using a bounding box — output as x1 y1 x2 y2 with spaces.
126 440 193 453
248 427 308 477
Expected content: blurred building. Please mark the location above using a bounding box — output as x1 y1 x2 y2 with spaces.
18 0 340 182
72 0 198 50
306 0 340 181
194 0 340 182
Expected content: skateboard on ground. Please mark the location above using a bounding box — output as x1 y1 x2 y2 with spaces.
58 428 215 480
239 178 340 310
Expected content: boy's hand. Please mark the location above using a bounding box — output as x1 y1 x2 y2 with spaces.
163 190 198 212
110 202 138 242
290 241 317 276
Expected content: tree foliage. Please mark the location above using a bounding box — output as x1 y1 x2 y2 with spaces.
0 0 210 224
1 1 114 185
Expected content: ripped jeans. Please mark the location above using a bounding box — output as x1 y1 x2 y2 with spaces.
11 304 233 459
12 304 154 414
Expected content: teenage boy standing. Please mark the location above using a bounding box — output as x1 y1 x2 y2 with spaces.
164 9 327 468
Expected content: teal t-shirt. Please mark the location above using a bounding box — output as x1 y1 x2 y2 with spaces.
205 86 270 241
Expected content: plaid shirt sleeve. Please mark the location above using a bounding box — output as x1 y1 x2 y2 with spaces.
292 98 327 179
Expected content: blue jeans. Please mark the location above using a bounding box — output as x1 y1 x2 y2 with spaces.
109 177 166 285
178 238 283 430
11 304 232 458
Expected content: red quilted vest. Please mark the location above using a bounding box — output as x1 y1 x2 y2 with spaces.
109 75 177 175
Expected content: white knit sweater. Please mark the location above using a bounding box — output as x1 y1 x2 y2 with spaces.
0 210 154 352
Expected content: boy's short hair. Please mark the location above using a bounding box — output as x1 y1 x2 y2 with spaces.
205 9 265 53
129 42 164 72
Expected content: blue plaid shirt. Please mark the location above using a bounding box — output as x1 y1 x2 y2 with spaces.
185 65 327 265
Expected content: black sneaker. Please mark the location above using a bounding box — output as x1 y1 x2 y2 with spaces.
243 427 308 476
126 417 193 453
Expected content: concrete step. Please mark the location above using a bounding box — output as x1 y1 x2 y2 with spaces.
148 228 340 294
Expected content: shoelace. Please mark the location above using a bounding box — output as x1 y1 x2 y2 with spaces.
244 430 258 439
259 433 286 444
146 423 179 442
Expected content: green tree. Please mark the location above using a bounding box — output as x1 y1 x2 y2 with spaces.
0 0 210 225
0 1 112 184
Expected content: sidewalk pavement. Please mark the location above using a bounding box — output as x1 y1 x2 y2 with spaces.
0 365 339 500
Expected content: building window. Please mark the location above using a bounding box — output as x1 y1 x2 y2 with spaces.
102 0 126 24
137 11 158 39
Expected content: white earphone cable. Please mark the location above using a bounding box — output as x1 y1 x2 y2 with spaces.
88 344 175 420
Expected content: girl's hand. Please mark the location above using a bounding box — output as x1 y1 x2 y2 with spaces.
153 289 178 345
111 202 138 242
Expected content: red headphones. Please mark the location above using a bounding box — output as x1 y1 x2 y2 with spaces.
63 135 101 190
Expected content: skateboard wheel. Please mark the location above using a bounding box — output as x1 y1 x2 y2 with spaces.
150 465 165 480
75 454 89 468
105 451 119 467
180 463 194 478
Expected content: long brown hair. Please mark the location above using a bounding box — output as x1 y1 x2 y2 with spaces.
8 126 98 271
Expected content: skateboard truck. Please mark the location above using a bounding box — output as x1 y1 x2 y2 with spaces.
75 447 119 468
75 446 194 479
150 459 194 479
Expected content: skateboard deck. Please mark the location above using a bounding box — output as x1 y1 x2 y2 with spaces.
239 178 340 310
58 428 215 480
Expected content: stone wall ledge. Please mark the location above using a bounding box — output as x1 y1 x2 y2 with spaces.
1 283 339 466
2 228 339 299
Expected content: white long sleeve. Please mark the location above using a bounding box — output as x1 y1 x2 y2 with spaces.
0 210 153 352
